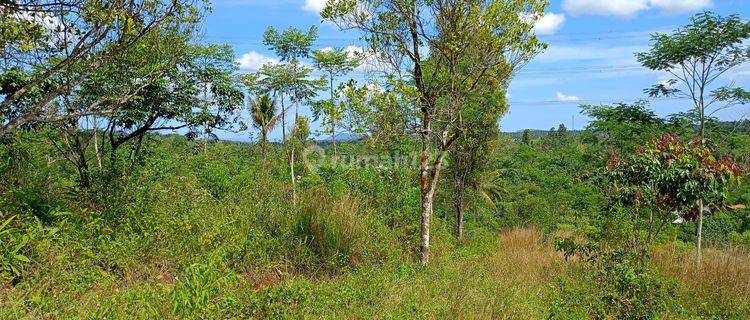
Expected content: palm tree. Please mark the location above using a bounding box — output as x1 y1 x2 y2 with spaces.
249 93 278 157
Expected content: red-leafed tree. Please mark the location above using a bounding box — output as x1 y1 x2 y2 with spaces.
604 134 740 252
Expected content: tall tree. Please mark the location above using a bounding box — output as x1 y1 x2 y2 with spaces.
323 0 545 264
248 64 292 142
249 93 278 158
46 42 243 189
186 44 245 152
0 0 201 137
580 101 666 153
636 12 750 264
262 26 318 136
449 98 505 238
312 48 360 155
447 63 508 238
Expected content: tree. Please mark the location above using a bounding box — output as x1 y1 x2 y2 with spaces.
183 44 245 152
46 42 243 189
288 116 311 206
323 0 545 264
248 64 293 142
249 93 278 158
263 26 318 64
0 0 201 137
449 90 506 238
338 78 418 150
604 134 739 257
262 26 319 136
521 129 532 145
580 101 666 152
287 66 326 127
636 12 750 263
312 48 360 155
247 61 323 206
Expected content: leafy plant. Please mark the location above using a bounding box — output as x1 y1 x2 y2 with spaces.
0 216 30 281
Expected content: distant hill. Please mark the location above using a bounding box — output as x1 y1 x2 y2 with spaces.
315 132 366 144
502 129 583 140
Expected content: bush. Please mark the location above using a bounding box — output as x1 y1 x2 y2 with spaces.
554 240 673 319
290 189 395 272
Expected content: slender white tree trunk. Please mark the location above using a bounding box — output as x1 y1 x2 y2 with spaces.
697 199 704 267
419 116 431 265
330 73 337 157
92 117 103 173
290 148 297 206
280 93 286 143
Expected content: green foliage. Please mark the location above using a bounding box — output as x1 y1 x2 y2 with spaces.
171 259 239 316
580 101 666 152
248 93 278 147
311 48 360 78
603 134 740 244
637 11 750 142
552 245 673 320
0 216 30 280
263 26 319 63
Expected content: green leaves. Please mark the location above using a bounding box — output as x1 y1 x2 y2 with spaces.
636 11 750 132
249 93 279 140
637 12 750 71
263 26 319 63
312 48 360 77
604 134 739 224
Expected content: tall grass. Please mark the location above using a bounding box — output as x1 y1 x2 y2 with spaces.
653 245 750 298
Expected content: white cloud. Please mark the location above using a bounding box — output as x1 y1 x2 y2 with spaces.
342 45 391 73
562 0 711 17
12 11 76 47
533 13 566 35
650 0 712 15
236 51 278 71
303 0 327 13
563 0 649 17
556 91 580 102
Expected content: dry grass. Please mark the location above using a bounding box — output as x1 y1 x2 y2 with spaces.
375 227 571 319
652 244 750 300
492 228 569 286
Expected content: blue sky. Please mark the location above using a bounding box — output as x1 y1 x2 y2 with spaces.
203 0 750 141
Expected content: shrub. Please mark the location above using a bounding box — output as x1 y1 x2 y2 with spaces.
554 240 673 319
291 190 384 272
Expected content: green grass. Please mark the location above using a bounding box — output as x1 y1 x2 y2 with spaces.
2 136 749 319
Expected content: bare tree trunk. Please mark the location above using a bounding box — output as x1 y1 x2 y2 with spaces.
202 83 209 153
419 113 432 265
697 88 706 266
92 117 103 173
203 121 208 153
454 180 465 239
261 130 268 159
332 122 337 157
419 176 433 265
330 73 337 157
419 114 449 264
648 210 654 243
290 148 297 206
280 93 286 143
697 199 704 268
